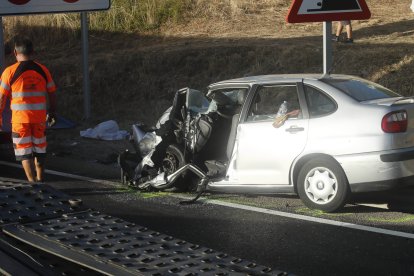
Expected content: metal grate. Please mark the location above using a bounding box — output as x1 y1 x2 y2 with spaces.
0 181 85 226
4 211 290 276
0 178 31 189
0 178 292 276
0 233 101 276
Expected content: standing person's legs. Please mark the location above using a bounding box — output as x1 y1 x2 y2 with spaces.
12 123 36 182
335 21 344 37
332 21 344 42
34 156 45 182
32 123 47 182
345 23 353 39
341 20 353 43
21 159 36 182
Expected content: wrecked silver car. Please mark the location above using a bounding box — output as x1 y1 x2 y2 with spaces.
119 74 414 212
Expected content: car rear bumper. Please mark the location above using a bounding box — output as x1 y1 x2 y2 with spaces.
349 175 414 192
336 147 414 193
380 149 414 162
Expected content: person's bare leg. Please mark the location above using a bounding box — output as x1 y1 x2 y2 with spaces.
346 24 353 39
335 23 343 37
34 157 45 182
22 159 36 182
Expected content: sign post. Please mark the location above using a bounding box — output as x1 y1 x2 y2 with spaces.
286 0 371 74
0 0 110 120
81 12 91 120
323 21 332 74
0 1 110 15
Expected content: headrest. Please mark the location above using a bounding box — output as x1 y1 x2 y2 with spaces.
237 90 247 105
211 91 232 105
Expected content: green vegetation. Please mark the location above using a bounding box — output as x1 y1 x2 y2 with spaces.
2 0 414 126
3 0 191 43
367 215 414 224
295 207 352 217
89 0 191 32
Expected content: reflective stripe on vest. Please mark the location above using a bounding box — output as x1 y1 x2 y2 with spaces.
12 91 47 98
47 81 55 89
12 136 32 145
12 136 46 145
0 81 10 91
33 146 46 153
14 148 33 156
11 103 47 111
33 136 46 145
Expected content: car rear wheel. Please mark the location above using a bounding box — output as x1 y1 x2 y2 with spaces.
297 157 350 212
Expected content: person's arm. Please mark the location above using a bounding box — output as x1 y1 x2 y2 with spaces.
46 92 57 127
0 94 6 130
44 66 57 126
272 109 301 128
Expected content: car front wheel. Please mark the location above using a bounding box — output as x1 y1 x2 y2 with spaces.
297 157 350 212
162 144 196 191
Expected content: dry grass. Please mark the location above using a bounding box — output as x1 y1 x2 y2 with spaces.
2 0 414 127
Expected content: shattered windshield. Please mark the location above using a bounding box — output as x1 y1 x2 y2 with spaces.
206 88 249 113
186 89 210 113
323 78 401 102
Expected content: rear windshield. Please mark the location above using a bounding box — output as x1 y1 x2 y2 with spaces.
322 78 401 102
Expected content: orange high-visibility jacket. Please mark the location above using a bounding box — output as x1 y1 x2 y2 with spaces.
0 60 56 124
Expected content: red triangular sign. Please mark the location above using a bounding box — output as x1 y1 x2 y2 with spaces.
286 0 371 23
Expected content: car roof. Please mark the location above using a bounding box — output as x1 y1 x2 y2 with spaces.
208 74 362 88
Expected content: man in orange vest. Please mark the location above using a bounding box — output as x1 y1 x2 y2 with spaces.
0 36 57 182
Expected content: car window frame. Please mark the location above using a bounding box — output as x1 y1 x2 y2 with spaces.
321 78 400 102
303 84 338 118
242 82 308 123
207 84 252 118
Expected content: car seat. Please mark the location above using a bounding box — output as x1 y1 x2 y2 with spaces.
204 90 247 177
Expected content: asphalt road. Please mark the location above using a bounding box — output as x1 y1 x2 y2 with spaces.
1 161 414 276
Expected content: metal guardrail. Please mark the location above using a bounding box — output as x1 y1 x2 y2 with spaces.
0 178 292 276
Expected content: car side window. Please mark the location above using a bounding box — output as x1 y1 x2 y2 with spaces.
247 85 301 122
304 86 337 118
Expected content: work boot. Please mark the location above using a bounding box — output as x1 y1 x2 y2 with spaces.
331 35 340 42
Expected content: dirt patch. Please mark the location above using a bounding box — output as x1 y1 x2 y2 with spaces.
3 0 414 173
46 125 134 169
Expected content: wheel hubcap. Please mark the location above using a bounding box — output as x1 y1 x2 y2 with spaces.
304 167 337 205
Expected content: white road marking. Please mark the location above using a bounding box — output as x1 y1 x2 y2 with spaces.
1 160 413 240
0 161 119 186
205 199 414 240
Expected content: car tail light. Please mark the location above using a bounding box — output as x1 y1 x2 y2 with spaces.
382 111 407 133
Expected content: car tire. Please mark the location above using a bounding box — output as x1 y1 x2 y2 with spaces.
297 157 350 212
162 144 191 191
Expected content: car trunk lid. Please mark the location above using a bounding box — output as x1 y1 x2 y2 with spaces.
361 97 414 106
361 98 414 150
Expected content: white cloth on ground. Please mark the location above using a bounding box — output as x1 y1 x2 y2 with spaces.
80 120 129 140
